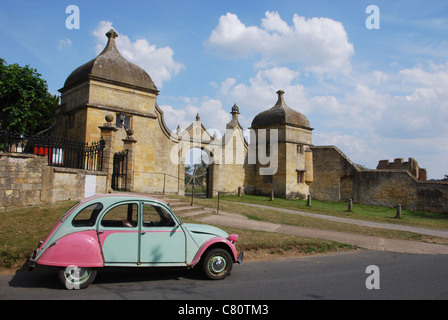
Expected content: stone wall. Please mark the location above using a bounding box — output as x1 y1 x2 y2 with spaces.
356 170 418 209
310 146 360 201
311 146 448 214
417 182 448 213
0 152 107 211
377 157 427 181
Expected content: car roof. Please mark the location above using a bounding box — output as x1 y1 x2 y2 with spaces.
80 193 169 205
61 193 170 222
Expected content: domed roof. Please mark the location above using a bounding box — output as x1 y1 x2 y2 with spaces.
251 90 312 130
62 29 158 93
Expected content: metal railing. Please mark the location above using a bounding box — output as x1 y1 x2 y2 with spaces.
0 129 105 171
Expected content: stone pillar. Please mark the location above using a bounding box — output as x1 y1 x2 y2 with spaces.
395 204 402 219
99 114 118 192
347 198 353 212
305 147 313 183
122 129 137 191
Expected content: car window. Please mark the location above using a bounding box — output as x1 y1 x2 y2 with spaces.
61 201 81 222
101 203 138 228
72 203 103 227
142 203 175 227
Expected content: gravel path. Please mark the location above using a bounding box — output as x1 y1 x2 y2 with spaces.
197 202 448 255
234 202 448 239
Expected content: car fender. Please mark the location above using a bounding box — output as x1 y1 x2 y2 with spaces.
37 231 104 268
189 237 238 267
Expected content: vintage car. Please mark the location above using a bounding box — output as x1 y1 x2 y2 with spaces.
29 193 243 289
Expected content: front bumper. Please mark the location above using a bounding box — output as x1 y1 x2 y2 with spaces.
28 241 42 271
236 250 244 264
28 252 36 271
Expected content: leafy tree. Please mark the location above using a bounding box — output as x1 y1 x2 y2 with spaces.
0 58 59 134
355 163 368 170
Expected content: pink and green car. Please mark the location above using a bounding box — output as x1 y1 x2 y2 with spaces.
29 193 243 289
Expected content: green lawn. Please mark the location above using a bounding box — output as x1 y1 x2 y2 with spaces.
206 194 448 230
187 194 448 245
0 201 76 271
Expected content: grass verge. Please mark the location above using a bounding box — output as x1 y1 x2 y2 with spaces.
185 195 448 245
0 201 76 272
216 195 448 230
216 226 357 262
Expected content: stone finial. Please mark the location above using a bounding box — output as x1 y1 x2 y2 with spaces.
196 113 200 121
104 29 118 51
231 103 240 114
106 29 118 40
105 114 114 123
275 89 286 107
231 103 239 120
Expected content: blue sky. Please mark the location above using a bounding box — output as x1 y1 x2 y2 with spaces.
1 0 447 178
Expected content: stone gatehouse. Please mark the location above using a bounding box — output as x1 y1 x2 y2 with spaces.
51 29 314 200
44 28 447 213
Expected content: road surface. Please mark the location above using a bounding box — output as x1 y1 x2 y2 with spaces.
1 251 448 303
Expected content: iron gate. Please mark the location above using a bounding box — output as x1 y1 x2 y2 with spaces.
112 150 129 191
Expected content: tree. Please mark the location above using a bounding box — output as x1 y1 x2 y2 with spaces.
0 58 59 134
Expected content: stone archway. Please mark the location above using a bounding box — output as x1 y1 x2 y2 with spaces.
175 114 221 198
184 147 213 198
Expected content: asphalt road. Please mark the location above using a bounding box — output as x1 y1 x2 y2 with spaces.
1 251 448 302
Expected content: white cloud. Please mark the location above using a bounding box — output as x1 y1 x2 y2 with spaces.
399 61 448 91
314 132 372 156
314 61 448 178
158 60 448 178
160 98 231 135
93 21 184 88
206 11 354 75
208 59 448 178
217 67 308 124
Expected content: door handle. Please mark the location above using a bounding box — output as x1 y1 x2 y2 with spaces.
141 230 146 235
98 230 104 234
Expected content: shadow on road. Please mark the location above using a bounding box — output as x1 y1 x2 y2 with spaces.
8 262 205 290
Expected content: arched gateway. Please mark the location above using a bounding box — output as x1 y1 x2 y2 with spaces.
52 29 314 199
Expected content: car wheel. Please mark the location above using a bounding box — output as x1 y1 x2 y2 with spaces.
202 248 233 280
58 266 97 289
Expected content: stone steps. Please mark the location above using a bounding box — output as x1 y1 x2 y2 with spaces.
147 194 215 219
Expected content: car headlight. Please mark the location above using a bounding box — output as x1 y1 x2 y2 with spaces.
227 234 238 243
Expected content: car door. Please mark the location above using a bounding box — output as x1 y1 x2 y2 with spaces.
139 202 186 264
98 202 139 265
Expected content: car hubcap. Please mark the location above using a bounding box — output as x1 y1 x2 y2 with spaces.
208 256 227 275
